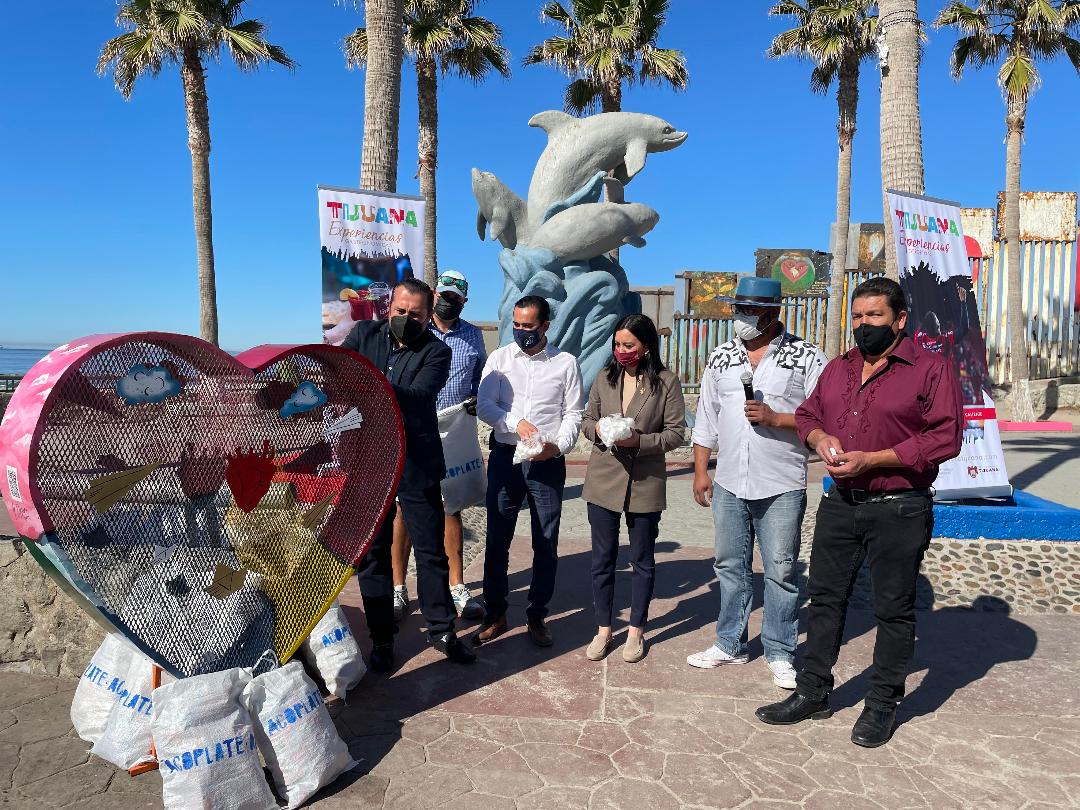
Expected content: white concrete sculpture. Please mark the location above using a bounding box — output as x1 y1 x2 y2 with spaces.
472 110 688 393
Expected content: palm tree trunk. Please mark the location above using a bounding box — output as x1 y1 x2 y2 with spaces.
1005 95 1034 422
416 54 438 287
878 0 925 281
361 0 404 192
180 45 218 346
826 59 859 359
601 77 622 113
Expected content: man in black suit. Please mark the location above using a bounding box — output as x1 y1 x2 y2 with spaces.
342 278 476 668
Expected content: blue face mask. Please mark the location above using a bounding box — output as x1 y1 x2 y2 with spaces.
513 327 542 351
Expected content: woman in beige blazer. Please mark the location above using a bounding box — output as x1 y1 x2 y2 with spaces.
581 314 685 663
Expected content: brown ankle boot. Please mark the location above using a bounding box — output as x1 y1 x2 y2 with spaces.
473 615 507 645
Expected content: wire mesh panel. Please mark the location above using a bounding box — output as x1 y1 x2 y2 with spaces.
1 334 403 678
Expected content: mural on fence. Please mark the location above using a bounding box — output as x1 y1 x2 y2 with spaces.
685 272 739 318
754 248 830 296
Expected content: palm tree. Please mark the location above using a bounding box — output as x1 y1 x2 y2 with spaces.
346 0 510 285
359 0 405 192
934 0 1080 422
98 0 294 347
877 0 926 281
524 0 688 115
769 1 878 359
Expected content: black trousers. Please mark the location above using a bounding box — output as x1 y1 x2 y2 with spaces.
796 491 933 710
355 484 456 644
482 443 566 622
588 503 661 629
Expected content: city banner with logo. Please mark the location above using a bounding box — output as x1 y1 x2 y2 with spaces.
886 189 1012 500
319 185 425 344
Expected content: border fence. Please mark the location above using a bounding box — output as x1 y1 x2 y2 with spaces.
661 237 1080 389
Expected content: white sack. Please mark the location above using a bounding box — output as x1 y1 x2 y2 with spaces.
437 404 486 514
72 634 135 745
300 600 366 699
242 660 357 808
90 645 159 770
152 667 276 810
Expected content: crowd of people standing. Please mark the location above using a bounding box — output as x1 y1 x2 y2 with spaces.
341 270 963 749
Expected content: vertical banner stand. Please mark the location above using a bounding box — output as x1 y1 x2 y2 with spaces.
127 664 162 777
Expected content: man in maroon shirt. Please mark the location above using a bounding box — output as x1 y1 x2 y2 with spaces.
755 277 963 748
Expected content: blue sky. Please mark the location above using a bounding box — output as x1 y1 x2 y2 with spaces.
2 1 1079 351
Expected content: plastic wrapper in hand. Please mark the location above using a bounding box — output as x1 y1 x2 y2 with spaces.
153 667 277 810
597 415 635 451
513 433 552 465
301 599 366 699
242 660 357 808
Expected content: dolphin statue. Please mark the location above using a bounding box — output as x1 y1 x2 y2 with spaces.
526 201 660 264
526 110 687 228
471 168 530 249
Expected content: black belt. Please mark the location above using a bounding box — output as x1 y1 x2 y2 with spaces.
829 487 933 505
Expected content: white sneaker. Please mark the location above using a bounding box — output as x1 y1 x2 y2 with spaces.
686 645 749 669
450 584 484 619
767 659 798 690
392 585 409 622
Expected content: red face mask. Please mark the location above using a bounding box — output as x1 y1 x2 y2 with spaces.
614 349 641 367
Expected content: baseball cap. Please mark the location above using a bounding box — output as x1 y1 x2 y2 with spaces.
436 270 468 297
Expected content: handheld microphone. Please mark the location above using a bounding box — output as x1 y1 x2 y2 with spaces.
740 371 756 402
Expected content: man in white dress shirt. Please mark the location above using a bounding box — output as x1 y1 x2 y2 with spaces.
475 295 584 648
688 277 826 689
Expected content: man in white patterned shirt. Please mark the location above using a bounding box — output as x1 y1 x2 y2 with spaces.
475 296 583 648
688 277 826 689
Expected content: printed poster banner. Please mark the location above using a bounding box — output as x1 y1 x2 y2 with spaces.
887 189 1012 500
319 185 425 344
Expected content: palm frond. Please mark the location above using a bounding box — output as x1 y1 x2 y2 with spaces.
564 76 603 114
999 49 1040 100
344 26 369 68
638 45 687 89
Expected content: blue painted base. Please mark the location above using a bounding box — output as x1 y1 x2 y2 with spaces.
822 478 1080 541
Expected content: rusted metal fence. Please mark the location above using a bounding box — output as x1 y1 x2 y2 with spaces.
663 245 1080 388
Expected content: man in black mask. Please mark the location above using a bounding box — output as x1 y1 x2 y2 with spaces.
342 278 476 668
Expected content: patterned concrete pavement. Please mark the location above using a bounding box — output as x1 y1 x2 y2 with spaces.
1 471 1078 808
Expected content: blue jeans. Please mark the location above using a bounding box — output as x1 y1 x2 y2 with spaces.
711 484 806 663
482 442 566 622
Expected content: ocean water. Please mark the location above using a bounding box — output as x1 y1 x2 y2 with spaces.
0 347 49 376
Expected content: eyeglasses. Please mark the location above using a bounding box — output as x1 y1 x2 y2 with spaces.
438 275 468 292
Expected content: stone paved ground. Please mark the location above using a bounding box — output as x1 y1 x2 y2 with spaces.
2 462 1078 808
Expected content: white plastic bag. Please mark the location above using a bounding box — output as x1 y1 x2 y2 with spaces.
153 667 276 810
597 415 635 450
90 645 159 770
242 661 357 808
437 404 486 514
72 634 135 745
513 433 552 465
300 600 366 699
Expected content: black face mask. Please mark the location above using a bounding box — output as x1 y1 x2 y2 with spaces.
852 322 897 357
433 296 464 321
390 315 425 347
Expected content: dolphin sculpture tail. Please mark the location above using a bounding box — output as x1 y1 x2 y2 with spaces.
471 168 531 249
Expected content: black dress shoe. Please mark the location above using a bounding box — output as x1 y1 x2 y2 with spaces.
433 633 477 664
851 705 896 748
755 692 832 726
527 617 553 648
369 642 394 672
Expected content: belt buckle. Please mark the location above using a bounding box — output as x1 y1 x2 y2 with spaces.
848 489 873 505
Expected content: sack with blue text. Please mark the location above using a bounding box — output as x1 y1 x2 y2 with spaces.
437 404 486 514
152 667 276 810
301 599 366 698
90 642 162 769
242 660 357 807
72 634 135 745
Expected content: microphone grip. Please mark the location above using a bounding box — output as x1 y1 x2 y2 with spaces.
742 381 756 402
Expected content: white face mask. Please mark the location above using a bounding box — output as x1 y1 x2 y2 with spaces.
733 312 763 341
